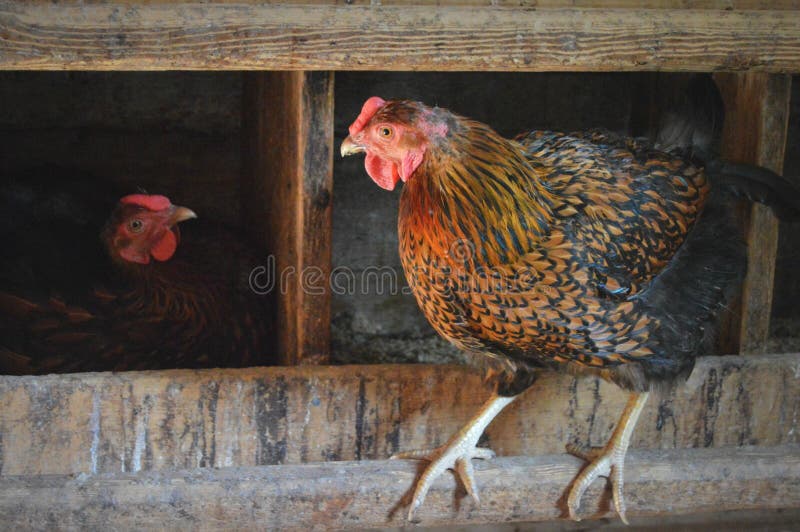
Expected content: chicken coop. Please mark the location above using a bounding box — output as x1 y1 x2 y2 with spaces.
1 1 799 529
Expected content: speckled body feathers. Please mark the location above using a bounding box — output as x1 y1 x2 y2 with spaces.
391 104 744 394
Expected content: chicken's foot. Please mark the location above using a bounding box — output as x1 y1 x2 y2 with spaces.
392 393 516 521
566 391 649 524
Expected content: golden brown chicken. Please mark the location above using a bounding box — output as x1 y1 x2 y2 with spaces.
341 80 798 521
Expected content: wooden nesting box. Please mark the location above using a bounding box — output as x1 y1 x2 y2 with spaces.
1 1 800 528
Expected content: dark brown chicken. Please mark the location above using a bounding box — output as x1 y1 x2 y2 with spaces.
341 81 798 521
0 173 272 374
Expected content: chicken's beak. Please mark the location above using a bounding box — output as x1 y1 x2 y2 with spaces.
341 136 365 158
169 205 198 225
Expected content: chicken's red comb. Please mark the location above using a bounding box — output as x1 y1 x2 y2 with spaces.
349 96 387 136
120 194 172 211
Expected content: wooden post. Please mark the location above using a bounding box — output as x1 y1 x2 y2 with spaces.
714 73 792 355
242 71 334 365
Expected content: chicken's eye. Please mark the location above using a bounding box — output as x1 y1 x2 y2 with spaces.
129 219 144 233
378 126 394 139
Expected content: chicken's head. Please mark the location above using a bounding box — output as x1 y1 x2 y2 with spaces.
103 194 197 265
340 97 449 191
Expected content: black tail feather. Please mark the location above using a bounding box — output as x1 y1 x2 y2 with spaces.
655 74 800 221
705 159 800 221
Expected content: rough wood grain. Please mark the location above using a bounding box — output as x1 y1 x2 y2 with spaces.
0 354 797 476
2 3 800 71
242 71 334 364
0 446 796 529
715 73 792 355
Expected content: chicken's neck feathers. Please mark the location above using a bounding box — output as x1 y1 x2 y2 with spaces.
400 119 556 268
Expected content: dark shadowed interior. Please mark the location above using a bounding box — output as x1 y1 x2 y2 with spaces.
0 71 797 371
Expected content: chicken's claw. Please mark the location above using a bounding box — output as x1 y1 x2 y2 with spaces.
391 394 515 521
392 442 495 520
565 392 649 525
566 442 629 524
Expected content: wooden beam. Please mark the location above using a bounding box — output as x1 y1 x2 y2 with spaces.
0 353 797 476
714 73 792 354
0 445 796 528
242 71 334 365
2 3 800 71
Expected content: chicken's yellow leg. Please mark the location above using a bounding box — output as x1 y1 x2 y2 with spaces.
567 391 649 524
392 393 517 520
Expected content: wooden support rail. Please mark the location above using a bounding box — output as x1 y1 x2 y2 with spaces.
1 2 800 71
0 353 797 476
0 445 797 528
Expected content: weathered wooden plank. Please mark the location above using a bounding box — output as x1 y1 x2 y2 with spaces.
714 73 792 355
0 445 796 529
0 354 797 476
242 71 334 364
2 3 800 71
